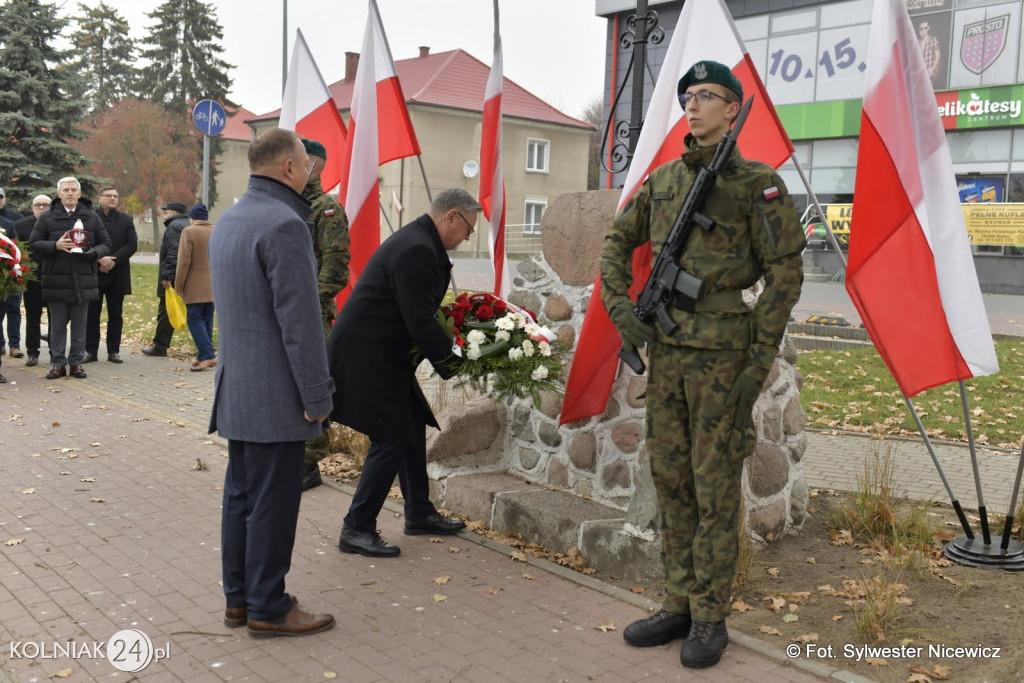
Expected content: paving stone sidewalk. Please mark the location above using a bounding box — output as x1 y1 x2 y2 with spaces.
0 355 828 683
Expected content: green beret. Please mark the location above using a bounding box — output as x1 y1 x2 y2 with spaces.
677 60 743 101
301 138 327 160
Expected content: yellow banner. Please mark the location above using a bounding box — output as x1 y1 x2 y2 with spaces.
811 204 1024 246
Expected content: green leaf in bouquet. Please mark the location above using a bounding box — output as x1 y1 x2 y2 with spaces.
464 320 498 332
477 339 509 359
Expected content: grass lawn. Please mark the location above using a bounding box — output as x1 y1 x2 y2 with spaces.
119 262 209 356
798 340 1024 448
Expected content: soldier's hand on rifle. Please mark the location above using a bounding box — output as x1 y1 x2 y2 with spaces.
608 299 655 350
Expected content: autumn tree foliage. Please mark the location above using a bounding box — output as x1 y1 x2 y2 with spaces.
77 98 200 246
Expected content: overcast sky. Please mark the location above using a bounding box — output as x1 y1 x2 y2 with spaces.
65 0 609 120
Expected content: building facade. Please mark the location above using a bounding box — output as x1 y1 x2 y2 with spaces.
247 47 593 259
596 0 1024 264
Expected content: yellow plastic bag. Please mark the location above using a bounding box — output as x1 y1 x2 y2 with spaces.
165 287 187 330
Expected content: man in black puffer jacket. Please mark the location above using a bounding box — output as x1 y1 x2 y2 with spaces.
141 202 190 356
29 177 110 379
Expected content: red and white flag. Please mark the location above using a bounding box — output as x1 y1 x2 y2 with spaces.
846 0 997 397
560 0 794 424
336 0 422 311
391 188 403 215
479 0 511 298
280 28 347 193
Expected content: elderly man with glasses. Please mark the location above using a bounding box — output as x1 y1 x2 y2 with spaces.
12 196 52 366
326 188 480 559
600 60 805 669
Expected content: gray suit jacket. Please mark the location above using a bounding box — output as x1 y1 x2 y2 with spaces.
208 175 334 442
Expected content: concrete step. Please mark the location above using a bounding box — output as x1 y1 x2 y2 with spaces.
788 334 874 352
443 472 662 583
803 272 834 283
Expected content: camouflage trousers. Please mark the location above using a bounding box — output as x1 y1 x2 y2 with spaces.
646 343 753 622
305 426 331 465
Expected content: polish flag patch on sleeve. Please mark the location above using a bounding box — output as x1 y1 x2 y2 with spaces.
763 186 780 200
324 209 335 216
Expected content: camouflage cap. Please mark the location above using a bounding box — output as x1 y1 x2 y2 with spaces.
677 60 743 101
302 138 327 160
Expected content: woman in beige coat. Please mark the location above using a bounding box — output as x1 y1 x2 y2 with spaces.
175 204 216 371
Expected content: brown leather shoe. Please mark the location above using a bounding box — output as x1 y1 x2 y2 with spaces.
224 595 298 628
82 352 98 363
189 358 217 372
69 365 87 379
9 347 23 358
45 365 67 379
247 606 334 638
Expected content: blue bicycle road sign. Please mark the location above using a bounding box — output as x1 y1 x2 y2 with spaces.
192 99 227 136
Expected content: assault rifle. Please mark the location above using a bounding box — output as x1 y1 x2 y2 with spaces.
618 96 754 375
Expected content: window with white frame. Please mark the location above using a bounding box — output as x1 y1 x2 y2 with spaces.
526 138 549 173
524 199 546 235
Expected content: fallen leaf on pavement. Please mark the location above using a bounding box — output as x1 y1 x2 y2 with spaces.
488 588 499 595
766 567 781 577
630 586 645 594
522 573 534 580
4 538 24 546
433 593 447 602
50 669 74 679
932 665 952 678
596 619 616 632
832 615 843 622
782 613 799 623
323 673 337 679
765 596 786 611
21 488 36 494
792 632 818 643
510 551 527 562
192 458 209 471
448 546 460 553
429 537 443 543
90 498 105 503
59 472 71 475
90 442 101 447
731 599 755 612
758 625 782 635
433 575 450 585
79 478 95 483
865 657 888 666
806 557 817 564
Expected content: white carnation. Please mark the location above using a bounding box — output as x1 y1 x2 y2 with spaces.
466 344 482 361
508 347 524 361
495 315 516 331
513 313 527 328
524 323 541 338
531 365 549 381
538 341 552 357
495 330 511 342
521 340 535 357
466 329 486 345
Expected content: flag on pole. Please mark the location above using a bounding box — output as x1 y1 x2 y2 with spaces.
480 0 511 298
280 28 347 193
559 0 795 424
391 188 403 215
845 0 998 397
336 0 424 311
336 2 384 311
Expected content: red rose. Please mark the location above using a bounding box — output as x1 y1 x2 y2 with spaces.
523 309 538 321
450 309 465 327
493 299 507 314
456 299 472 311
475 304 494 321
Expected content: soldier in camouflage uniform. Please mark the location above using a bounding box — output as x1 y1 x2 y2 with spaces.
300 139 351 491
600 61 805 669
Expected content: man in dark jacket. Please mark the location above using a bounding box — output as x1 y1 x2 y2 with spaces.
13 195 51 366
85 186 137 364
327 188 478 558
142 201 189 356
29 177 110 379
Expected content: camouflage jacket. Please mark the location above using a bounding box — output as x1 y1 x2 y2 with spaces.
599 135 805 371
303 178 351 329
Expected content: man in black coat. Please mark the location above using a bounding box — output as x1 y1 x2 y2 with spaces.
13 195 51 366
327 188 479 558
85 186 137 364
142 201 189 356
29 177 110 379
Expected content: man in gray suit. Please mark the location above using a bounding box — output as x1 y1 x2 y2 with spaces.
208 128 335 638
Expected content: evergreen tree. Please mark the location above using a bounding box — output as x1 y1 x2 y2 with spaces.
137 0 234 204
64 2 140 114
138 0 234 112
0 0 99 211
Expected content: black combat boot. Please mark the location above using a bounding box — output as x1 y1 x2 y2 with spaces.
301 462 322 491
680 620 728 668
623 610 691 647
